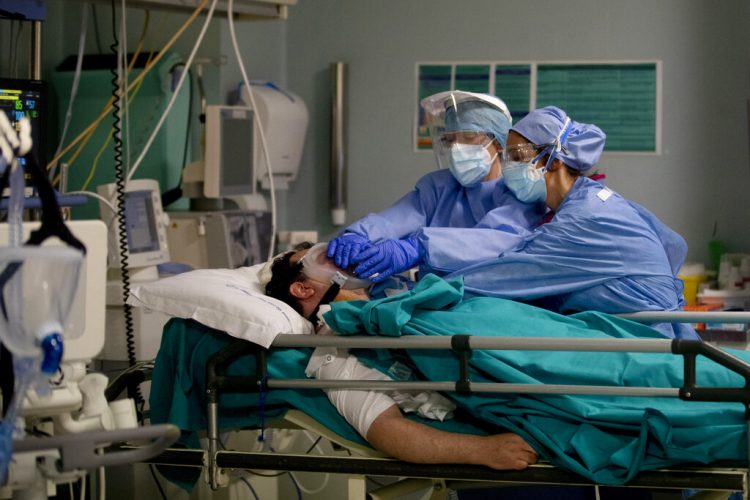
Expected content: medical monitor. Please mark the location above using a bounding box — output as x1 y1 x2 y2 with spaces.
0 78 46 168
97 179 170 270
203 105 257 198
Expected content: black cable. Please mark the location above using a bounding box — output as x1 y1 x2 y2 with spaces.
0 343 12 418
25 427 52 437
109 0 143 410
239 477 260 500
148 464 168 500
92 3 103 54
304 435 322 455
247 470 287 478
287 470 303 500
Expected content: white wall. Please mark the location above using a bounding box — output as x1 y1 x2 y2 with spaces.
283 0 750 266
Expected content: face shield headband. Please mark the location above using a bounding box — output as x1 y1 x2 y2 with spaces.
534 117 572 171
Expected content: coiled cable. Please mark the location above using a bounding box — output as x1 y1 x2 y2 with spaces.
109 0 143 409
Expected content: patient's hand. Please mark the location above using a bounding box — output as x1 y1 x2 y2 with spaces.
478 433 538 470
366 406 538 470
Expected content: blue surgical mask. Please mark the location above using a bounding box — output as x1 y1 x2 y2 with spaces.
449 143 497 187
503 161 547 204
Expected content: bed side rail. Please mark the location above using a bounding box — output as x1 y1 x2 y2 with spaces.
203 334 750 490
205 340 269 489
618 311 750 324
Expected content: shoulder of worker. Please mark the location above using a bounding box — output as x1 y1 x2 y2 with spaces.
563 177 623 207
555 177 639 224
555 178 683 250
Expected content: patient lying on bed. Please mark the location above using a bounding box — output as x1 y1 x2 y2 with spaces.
144 237 750 489
264 243 538 470
260 241 750 488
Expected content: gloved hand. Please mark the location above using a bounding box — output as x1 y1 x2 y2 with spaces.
327 233 373 269
354 237 423 283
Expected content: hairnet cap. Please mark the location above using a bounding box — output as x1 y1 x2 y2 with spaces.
421 91 512 148
511 106 606 172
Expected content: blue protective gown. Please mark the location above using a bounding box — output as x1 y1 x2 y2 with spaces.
444 177 696 339
345 169 547 277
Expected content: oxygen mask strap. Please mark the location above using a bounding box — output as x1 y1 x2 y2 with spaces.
306 272 348 326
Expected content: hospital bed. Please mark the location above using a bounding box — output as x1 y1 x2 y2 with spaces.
133 319 750 499
124 267 750 499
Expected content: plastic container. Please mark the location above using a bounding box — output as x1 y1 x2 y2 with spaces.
698 288 750 310
718 253 750 289
678 262 708 306
697 288 750 333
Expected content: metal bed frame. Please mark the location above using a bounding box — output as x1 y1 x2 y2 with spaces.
143 311 750 499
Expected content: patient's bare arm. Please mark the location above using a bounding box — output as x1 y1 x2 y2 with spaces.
366 405 537 470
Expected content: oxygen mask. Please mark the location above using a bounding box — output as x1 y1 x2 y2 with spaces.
0 246 83 365
300 243 371 290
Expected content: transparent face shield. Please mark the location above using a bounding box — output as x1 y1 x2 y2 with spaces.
424 105 494 170
300 243 371 290
421 91 511 172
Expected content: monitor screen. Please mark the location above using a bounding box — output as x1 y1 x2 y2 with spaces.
97 179 170 270
220 108 255 196
0 78 46 167
203 106 256 199
124 190 160 254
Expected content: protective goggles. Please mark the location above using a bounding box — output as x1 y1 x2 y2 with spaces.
300 243 371 290
502 117 573 167
501 143 547 164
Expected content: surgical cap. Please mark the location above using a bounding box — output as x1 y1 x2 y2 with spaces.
444 99 512 148
511 106 606 172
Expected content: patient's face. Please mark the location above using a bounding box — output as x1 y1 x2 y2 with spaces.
290 249 370 306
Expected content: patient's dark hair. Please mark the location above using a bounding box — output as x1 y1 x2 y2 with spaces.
264 241 314 316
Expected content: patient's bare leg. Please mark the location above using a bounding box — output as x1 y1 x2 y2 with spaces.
366 405 537 470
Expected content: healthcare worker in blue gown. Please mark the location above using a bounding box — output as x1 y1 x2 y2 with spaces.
456 106 696 340
327 90 547 280
354 106 695 339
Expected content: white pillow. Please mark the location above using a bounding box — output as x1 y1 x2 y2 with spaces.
127 263 312 347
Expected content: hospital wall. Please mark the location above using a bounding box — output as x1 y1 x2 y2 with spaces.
280 0 750 266
42 0 750 267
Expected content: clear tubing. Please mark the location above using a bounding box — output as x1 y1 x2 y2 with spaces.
6 161 26 359
52 6 88 180
8 161 24 247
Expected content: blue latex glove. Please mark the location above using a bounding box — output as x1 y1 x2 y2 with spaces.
354 237 423 283
327 233 373 269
